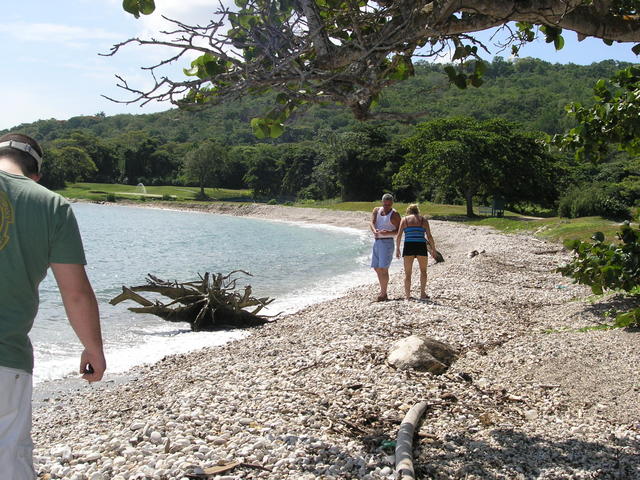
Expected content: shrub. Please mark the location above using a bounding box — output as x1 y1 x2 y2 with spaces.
558 185 630 220
106 193 116 202
162 194 174 201
267 199 278 205
558 222 640 329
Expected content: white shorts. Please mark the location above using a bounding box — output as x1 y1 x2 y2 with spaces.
0 366 36 480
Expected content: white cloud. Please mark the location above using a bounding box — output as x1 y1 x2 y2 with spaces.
0 22 121 48
137 0 232 37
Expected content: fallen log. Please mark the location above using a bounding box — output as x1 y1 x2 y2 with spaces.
109 271 276 331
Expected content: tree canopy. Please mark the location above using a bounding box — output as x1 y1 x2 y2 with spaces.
110 0 640 137
183 140 228 198
395 117 558 216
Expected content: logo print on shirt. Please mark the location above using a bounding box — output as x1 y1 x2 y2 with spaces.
0 191 14 251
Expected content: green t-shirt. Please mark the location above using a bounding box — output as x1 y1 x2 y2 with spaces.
0 170 86 373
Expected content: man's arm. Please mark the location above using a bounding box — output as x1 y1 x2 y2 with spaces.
390 211 401 233
50 263 106 382
395 218 405 258
370 207 379 235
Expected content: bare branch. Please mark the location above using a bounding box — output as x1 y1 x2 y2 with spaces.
104 0 640 122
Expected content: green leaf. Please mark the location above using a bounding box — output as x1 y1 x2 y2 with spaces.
474 60 487 76
184 54 227 79
122 0 140 17
269 122 284 138
122 0 155 18
554 35 565 51
470 75 483 87
139 0 155 15
590 284 603 295
563 238 581 251
515 22 532 31
452 46 467 61
444 66 457 80
454 74 467 89
387 56 413 81
250 118 269 139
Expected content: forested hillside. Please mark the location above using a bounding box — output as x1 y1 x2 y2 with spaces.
2 57 636 217
6 58 626 144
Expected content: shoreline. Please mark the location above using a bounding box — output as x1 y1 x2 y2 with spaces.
34 201 379 398
34 201 387 397
34 203 639 480
75 198 375 230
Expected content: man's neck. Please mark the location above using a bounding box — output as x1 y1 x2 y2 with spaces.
0 159 26 177
381 206 392 214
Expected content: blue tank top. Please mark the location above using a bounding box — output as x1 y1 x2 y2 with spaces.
404 223 427 244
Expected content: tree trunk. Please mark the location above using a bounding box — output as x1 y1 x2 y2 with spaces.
465 191 475 217
109 273 275 332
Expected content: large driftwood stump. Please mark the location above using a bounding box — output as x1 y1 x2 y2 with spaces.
109 271 275 331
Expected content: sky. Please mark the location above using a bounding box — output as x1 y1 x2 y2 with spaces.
1 1 638 131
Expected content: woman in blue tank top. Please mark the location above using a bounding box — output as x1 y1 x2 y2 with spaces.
395 204 436 300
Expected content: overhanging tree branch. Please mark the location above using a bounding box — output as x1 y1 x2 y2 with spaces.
108 0 640 136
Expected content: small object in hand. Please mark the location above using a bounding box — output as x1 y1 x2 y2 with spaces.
433 250 445 263
83 363 94 374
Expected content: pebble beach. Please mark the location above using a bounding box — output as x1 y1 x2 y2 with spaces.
33 204 640 480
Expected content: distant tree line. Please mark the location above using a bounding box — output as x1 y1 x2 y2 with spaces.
4 58 637 218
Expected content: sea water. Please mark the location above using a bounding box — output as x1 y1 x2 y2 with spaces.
32 203 382 384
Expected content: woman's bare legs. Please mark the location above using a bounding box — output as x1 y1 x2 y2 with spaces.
403 256 415 299
417 255 428 298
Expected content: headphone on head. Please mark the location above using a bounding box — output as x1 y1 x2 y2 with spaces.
0 140 43 173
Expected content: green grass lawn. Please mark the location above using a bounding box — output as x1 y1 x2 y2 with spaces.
295 199 469 217
295 199 626 243
466 215 624 243
56 183 252 203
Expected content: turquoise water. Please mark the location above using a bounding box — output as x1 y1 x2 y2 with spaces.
32 203 373 383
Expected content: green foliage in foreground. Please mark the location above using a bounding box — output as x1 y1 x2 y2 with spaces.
554 65 640 161
558 222 640 329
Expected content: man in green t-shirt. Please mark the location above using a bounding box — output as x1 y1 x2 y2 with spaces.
0 133 106 479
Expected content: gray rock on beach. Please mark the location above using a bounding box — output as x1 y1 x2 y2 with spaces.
387 335 457 374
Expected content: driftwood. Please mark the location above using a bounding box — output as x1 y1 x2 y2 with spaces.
109 271 275 331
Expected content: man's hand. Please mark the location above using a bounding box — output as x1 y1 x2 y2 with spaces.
395 249 401 259
80 348 106 382
51 263 106 383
